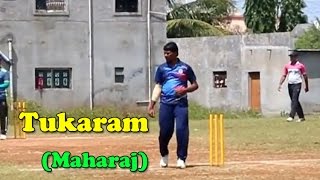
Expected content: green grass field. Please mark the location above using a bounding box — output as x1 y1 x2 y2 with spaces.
12 100 320 152
0 101 319 179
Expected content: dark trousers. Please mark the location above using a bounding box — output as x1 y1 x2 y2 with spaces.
158 103 189 161
0 99 8 135
288 83 304 119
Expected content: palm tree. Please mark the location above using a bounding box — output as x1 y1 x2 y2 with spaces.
166 0 176 8
166 0 235 38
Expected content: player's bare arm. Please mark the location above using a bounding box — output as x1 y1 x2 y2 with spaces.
148 84 162 117
278 75 286 88
175 81 198 96
176 63 199 96
278 73 287 92
186 80 198 93
278 64 288 92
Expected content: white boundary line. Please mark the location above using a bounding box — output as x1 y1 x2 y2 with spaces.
18 158 320 172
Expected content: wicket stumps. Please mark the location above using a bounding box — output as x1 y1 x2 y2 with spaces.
209 114 224 166
13 101 26 139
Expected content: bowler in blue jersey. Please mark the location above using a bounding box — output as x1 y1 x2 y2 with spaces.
148 42 199 169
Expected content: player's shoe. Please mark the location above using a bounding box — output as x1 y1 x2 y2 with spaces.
286 117 294 122
176 158 186 169
296 118 305 122
160 155 168 168
0 134 7 140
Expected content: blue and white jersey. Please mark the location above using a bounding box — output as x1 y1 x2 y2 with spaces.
0 68 9 101
155 59 196 106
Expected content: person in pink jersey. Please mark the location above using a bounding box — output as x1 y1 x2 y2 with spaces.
278 51 309 122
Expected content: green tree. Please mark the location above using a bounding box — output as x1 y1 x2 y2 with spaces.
167 0 234 24
278 0 308 32
166 0 235 38
244 0 278 33
295 18 320 49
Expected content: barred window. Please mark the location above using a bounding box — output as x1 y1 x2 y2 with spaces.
114 67 124 83
35 68 72 89
114 0 141 16
213 71 227 88
115 0 138 13
35 0 68 13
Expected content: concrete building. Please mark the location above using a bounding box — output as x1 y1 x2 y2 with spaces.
171 25 320 116
0 0 167 109
224 10 247 34
0 1 318 116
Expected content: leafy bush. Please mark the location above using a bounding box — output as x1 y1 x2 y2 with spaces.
295 18 320 49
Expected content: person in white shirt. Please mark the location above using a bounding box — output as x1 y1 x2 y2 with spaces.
278 51 309 122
